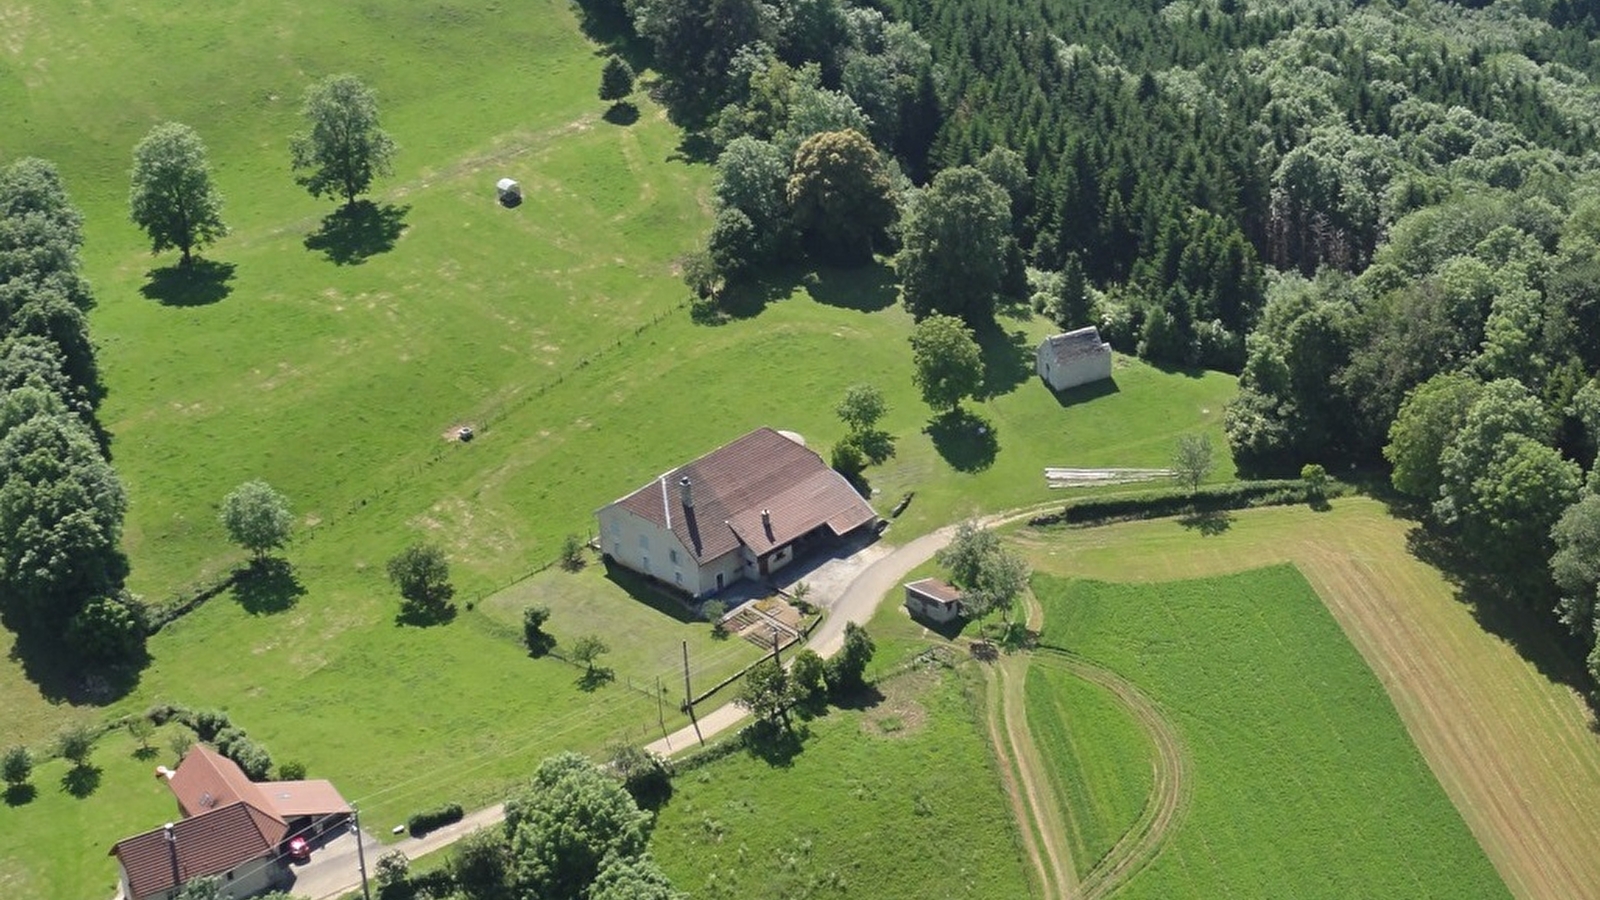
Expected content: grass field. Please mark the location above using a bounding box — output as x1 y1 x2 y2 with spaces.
1022 663 1152 879
1032 566 1509 899
0 2 1234 898
650 665 1034 899
1013 499 1600 900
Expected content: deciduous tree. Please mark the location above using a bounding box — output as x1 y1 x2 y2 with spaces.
936 521 1000 589
54 722 95 768
570 634 610 674
387 543 455 622
591 855 686 900
2 745 31 791
1550 494 1600 644
836 383 887 432
290 75 397 209
128 123 227 267
910 314 983 413
1172 433 1215 493
899 166 1011 322
787 129 896 265
503 752 652 899
220 480 292 561
823 622 874 696
736 658 792 728
1385 372 1484 501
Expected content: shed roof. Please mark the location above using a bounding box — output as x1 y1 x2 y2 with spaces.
169 743 350 820
607 427 877 564
1039 326 1111 365
905 578 963 606
110 802 285 900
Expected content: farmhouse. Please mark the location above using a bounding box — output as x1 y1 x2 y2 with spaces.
1037 326 1113 392
596 427 878 597
904 578 965 624
110 745 351 900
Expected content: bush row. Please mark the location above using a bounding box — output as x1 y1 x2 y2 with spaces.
146 569 243 634
1028 479 1344 528
407 802 465 837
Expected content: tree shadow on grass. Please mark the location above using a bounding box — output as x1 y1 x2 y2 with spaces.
742 720 808 768
132 744 160 761
396 601 458 628
525 632 556 658
804 263 898 313
1405 525 1596 703
1179 509 1234 535
577 666 616 692
830 683 885 711
603 102 640 126
668 131 718 165
925 408 998 473
139 260 236 307
304 201 409 266
62 764 101 799
974 320 1034 401
232 558 305 615
4 783 36 806
1 615 142 706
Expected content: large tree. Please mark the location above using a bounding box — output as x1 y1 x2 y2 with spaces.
970 546 1030 624
898 166 1011 322
1385 372 1484 501
936 521 1000 588
387 543 455 621
503 752 653 899
128 122 227 267
1550 494 1600 649
220 480 293 561
823 621 875 695
1172 433 1215 493
289 74 397 209
736 658 793 729
786 129 896 265
909 314 984 413
590 855 686 900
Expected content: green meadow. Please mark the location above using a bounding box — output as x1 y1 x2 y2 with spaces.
1032 567 1509 899
650 666 1034 899
1 2 1233 898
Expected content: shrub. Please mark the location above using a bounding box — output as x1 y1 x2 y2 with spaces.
276 760 307 780
789 649 826 703
561 533 586 571
375 850 412 900
702 600 727 638
170 729 195 761
523 605 552 655
1301 463 1329 498
1027 479 1337 528
54 723 96 767
2 745 32 788
66 593 148 664
407 802 465 837
226 736 273 781
190 708 231 741
145 703 187 726
831 438 866 477
608 743 673 809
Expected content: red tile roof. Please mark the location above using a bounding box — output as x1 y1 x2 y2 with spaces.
256 779 353 818
110 802 285 900
609 427 877 563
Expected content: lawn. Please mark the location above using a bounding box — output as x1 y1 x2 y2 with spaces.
1032 566 1509 899
650 665 1035 899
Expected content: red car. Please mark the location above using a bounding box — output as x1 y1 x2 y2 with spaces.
286 836 310 862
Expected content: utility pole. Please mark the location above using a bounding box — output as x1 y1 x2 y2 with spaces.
682 640 703 746
655 675 668 744
771 625 782 667
351 805 372 900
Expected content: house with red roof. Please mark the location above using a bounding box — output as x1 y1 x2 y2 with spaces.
110 744 351 900
596 427 878 597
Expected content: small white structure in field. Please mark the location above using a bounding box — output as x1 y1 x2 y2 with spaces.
1037 325 1113 392
904 578 964 624
496 178 521 203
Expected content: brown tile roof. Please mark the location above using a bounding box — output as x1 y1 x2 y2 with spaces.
168 743 272 817
609 427 877 563
110 802 285 899
257 779 352 818
906 578 964 606
1040 326 1111 365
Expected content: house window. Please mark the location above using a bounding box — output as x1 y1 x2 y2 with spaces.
674 571 683 585
638 534 649 551
669 549 679 564
643 555 651 573
613 542 621 558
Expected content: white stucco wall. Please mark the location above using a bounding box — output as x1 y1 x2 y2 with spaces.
1037 342 1113 391
597 505 701 591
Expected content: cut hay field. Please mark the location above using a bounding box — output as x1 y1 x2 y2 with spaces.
650 665 1035 900
1015 499 1600 900
0 2 1234 898
1033 566 1509 899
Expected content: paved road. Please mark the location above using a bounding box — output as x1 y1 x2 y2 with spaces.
298 804 508 900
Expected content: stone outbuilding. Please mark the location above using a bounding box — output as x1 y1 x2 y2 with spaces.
1037 326 1113 392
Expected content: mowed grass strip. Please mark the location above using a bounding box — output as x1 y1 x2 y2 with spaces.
1015 500 1600 900
651 666 1034 900
1022 663 1153 879
1033 566 1510 900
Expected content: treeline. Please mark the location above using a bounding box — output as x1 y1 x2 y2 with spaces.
0 159 142 669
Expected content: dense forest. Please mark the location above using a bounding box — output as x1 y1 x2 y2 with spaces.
589 0 1600 689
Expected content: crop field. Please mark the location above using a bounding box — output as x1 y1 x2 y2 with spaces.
1031 566 1509 899
1013 500 1600 900
650 665 1034 899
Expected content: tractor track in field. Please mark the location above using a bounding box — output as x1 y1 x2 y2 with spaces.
1031 648 1192 900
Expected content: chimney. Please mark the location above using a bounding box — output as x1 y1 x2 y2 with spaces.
679 475 694 509
761 509 771 529
164 823 180 887
155 765 173 780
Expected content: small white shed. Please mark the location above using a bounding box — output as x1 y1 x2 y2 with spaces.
496 178 521 202
904 578 964 624
1037 326 1113 392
